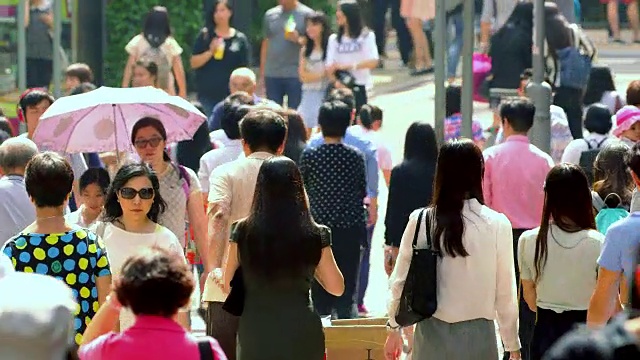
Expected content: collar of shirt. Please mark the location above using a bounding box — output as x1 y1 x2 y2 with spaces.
247 151 275 161
128 315 184 333
2 175 24 182
504 134 530 144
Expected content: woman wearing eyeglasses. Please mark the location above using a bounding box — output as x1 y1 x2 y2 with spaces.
92 163 189 331
130 118 210 288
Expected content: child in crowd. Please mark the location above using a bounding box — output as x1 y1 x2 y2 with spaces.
613 105 640 148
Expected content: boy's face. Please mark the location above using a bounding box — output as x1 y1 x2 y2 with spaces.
25 99 52 136
64 76 80 93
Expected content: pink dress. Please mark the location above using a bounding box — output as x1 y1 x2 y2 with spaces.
401 0 434 21
78 315 227 360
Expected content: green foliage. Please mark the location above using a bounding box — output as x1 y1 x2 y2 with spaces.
104 1 334 88
104 1 202 87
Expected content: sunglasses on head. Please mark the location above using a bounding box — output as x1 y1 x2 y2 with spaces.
119 187 154 200
134 137 163 149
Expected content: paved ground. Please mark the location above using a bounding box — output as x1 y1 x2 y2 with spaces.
189 32 640 357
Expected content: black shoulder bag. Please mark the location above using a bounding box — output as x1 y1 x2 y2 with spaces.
394 208 439 327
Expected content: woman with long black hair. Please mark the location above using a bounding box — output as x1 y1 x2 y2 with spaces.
583 65 625 113
190 0 251 116
385 139 521 360
122 6 187 98
219 157 343 360
298 11 330 133
518 164 604 359
326 0 379 112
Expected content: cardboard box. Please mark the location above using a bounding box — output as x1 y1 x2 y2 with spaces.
324 317 388 360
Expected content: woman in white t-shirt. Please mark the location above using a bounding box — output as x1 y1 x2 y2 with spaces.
92 163 188 331
121 6 187 98
326 0 379 112
518 163 604 360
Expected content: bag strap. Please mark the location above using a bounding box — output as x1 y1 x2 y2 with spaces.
596 137 607 148
412 209 424 249
197 338 215 360
424 208 434 251
583 138 592 150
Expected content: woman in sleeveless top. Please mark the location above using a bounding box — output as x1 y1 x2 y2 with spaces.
298 11 330 135
91 163 188 331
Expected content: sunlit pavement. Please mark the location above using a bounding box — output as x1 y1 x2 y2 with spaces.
189 52 639 358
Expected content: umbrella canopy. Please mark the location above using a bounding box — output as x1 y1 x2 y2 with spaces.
32 86 206 154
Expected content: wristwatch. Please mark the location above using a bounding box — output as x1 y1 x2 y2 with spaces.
386 320 401 333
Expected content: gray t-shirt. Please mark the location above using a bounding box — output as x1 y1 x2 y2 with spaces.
26 7 53 60
263 3 313 78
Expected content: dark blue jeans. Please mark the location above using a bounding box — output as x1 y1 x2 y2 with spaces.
265 77 303 109
373 0 413 64
357 224 375 306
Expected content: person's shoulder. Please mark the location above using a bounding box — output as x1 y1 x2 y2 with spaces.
77 332 120 358
328 33 338 42
234 30 249 40
265 5 282 16
584 228 605 243
606 214 638 235
479 205 512 226
156 224 180 241
211 159 237 177
297 3 314 13
519 227 541 242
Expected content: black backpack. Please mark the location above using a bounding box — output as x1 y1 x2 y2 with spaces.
579 138 607 186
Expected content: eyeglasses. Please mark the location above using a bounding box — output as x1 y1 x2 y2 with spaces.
134 137 163 149
119 187 154 200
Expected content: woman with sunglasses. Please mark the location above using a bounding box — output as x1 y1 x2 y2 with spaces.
130 118 209 286
92 163 189 331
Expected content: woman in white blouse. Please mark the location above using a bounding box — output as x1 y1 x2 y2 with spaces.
518 164 604 360
66 168 110 228
385 139 521 360
92 163 188 331
326 0 379 112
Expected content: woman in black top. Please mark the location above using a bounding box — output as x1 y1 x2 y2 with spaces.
190 0 251 116
383 122 438 275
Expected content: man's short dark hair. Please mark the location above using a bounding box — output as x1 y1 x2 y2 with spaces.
19 89 55 113
69 82 97 96
629 142 640 179
25 152 73 208
240 109 287 153
0 119 13 137
520 68 534 81
627 80 640 106
584 103 613 135
221 92 254 140
499 97 536 133
318 100 352 138
65 63 93 83
326 88 356 110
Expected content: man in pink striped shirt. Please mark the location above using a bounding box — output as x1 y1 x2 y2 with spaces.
482 97 554 360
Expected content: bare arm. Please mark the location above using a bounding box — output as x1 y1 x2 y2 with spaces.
222 242 240 294
24 1 29 27
521 279 537 312
587 267 622 328
314 247 344 296
172 55 187 98
259 39 268 81
207 202 230 270
382 169 391 187
187 191 210 272
80 292 120 346
298 48 325 84
121 54 136 88
190 50 213 69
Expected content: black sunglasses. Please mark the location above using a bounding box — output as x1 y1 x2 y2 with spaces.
134 137 163 149
119 187 154 200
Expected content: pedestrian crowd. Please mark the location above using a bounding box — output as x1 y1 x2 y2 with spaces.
2 1 640 360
